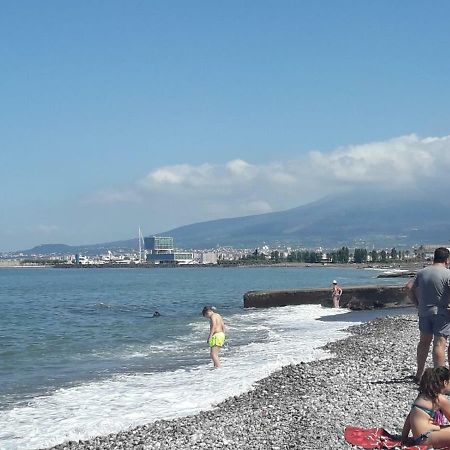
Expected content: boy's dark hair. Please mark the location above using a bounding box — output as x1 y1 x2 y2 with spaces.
434 247 450 263
419 367 450 401
202 305 216 316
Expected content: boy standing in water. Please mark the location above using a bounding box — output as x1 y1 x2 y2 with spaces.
202 305 225 368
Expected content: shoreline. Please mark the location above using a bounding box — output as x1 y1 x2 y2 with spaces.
44 310 420 450
1 261 424 270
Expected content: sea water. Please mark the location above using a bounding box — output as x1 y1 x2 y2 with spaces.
0 266 406 450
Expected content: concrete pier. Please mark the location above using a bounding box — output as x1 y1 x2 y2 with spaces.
243 284 412 310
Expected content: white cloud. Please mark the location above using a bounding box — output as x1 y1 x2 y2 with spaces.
267 168 298 185
143 163 215 187
82 133 450 229
226 159 255 178
246 200 273 214
309 134 445 184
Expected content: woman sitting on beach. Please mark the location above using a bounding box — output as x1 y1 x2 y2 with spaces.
402 367 450 447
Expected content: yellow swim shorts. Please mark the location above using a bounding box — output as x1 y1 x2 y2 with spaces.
208 332 225 348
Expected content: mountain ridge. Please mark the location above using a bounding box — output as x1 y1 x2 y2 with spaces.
20 189 450 254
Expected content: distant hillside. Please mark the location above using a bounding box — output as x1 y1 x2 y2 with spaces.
22 188 450 254
163 188 450 249
24 239 139 256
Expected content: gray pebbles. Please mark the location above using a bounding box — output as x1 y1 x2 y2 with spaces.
44 314 422 450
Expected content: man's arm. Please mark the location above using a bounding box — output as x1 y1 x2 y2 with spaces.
207 318 214 343
405 278 418 306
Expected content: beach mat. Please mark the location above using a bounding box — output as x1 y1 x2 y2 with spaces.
344 426 427 449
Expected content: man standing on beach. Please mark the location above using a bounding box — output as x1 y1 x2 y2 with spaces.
406 247 450 381
332 280 343 308
202 305 225 369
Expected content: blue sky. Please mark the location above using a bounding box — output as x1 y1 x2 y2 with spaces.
1 1 450 251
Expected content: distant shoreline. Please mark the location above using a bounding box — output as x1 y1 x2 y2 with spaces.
0 261 425 270
0 264 50 269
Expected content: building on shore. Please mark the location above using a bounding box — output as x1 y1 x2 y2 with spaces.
415 244 450 260
144 236 195 265
198 251 218 265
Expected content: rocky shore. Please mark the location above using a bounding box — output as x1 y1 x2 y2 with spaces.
45 314 421 450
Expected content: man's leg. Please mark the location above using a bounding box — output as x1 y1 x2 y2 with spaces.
433 315 450 368
416 332 433 380
432 335 447 367
210 346 221 368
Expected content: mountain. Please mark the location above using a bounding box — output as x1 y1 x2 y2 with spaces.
163 188 450 249
23 239 139 256
21 188 450 254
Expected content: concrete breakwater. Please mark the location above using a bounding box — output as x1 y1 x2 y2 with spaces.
243 284 412 309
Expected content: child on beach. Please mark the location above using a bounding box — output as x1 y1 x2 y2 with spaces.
202 305 225 369
401 367 450 447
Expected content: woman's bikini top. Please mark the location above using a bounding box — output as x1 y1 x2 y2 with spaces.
412 404 444 425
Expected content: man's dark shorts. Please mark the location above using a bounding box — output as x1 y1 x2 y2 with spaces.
419 314 450 337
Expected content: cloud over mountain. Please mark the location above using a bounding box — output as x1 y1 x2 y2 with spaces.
309 134 447 184
83 134 450 226
13 133 450 252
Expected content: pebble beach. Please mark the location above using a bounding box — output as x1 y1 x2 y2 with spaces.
44 313 421 450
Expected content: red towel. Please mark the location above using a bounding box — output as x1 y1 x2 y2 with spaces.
344 426 428 449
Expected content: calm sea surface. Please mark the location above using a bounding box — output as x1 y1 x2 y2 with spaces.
0 266 405 449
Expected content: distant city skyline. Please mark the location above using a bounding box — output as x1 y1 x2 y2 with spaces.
1 2 450 251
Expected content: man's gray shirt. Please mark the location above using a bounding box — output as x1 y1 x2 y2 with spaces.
413 265 450 316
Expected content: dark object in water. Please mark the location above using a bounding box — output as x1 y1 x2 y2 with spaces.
152 311 161 317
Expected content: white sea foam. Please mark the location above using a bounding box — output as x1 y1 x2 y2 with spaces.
0 305 376 450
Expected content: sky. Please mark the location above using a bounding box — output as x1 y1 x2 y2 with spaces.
1 1 450 251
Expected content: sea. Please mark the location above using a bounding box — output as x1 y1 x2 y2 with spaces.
0 266 408 450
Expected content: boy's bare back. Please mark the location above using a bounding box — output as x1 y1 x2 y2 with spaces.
209 312 225 334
